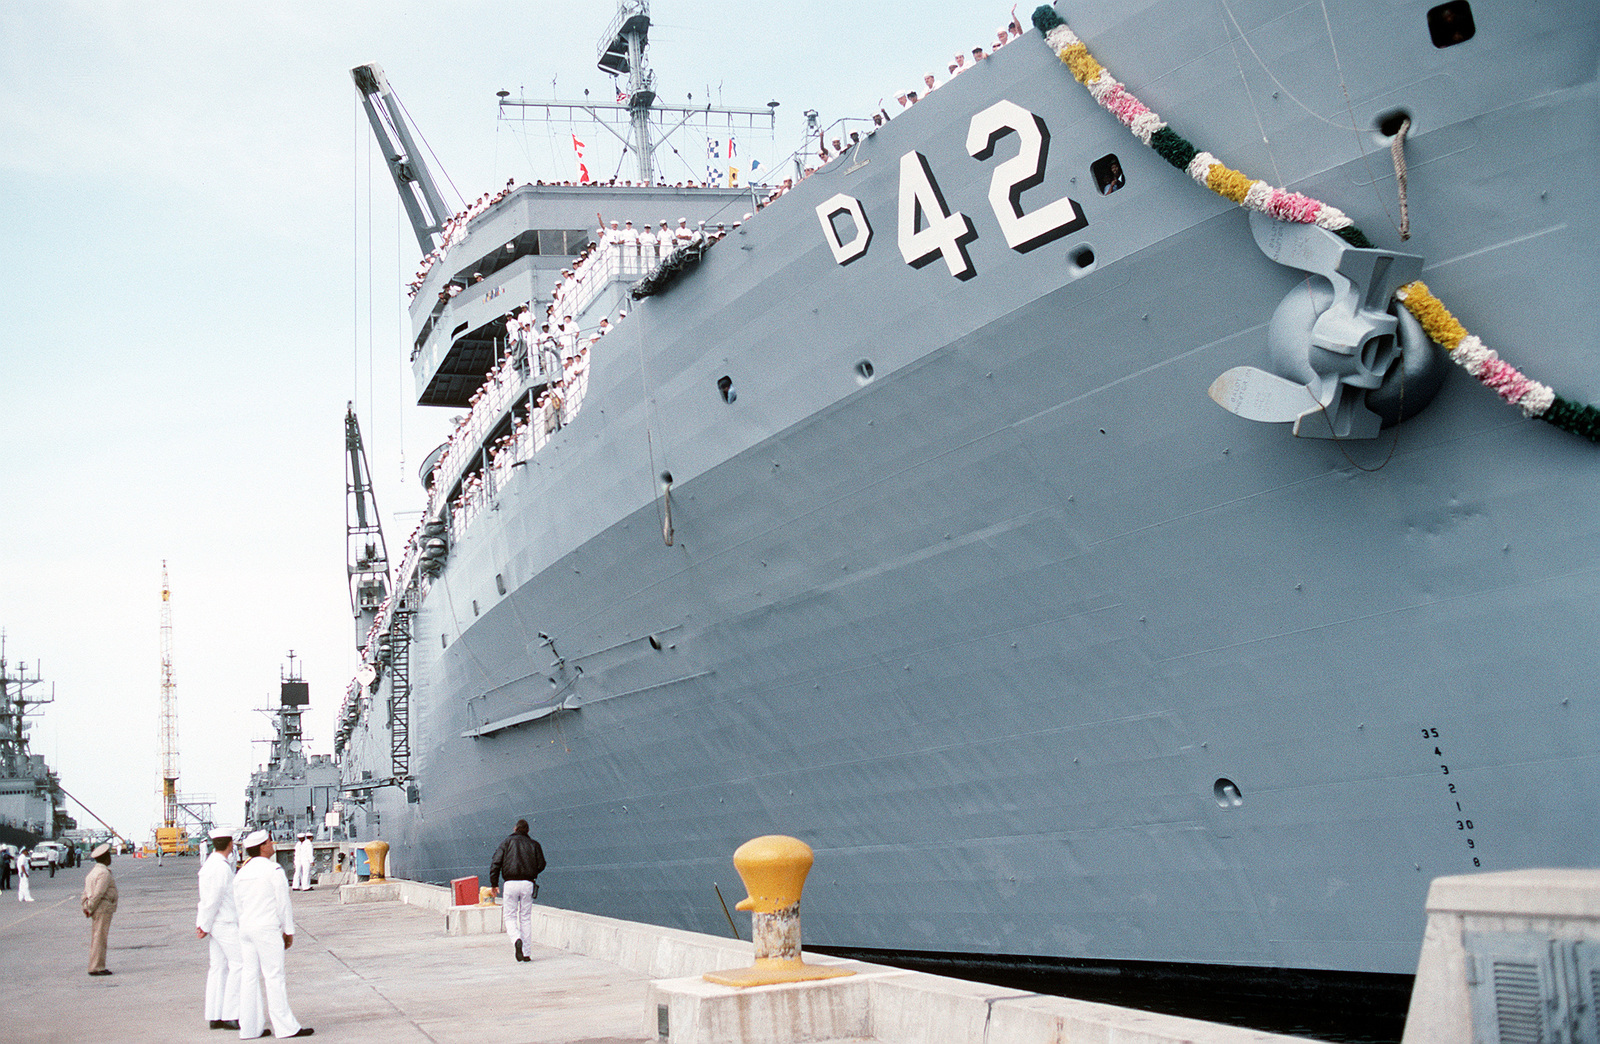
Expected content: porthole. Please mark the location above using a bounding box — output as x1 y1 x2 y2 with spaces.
495 573 506 596
441 634 449 649
1427 1 1474 47
1213 778 1245 808
1090 153 1125 195
855 359 875 384
716 375 736 404
648 635 663 651
659 470 673 486
471 599 479 617
1070 246 1096 270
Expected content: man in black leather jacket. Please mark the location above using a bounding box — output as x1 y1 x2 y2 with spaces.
489 820 546 963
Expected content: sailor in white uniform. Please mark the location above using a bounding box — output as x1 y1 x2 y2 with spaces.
233 830 312 1039
196 826 242 1031
291 833 313 891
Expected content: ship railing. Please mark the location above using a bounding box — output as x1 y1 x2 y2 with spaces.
442 356 593 544
565 244 654 319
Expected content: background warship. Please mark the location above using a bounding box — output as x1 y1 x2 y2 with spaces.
332 0 1600 1032
0 637 72 847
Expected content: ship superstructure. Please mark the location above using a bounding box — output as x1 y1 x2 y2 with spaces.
333 0 1600 1014
246 655 342 846
0 636 71 845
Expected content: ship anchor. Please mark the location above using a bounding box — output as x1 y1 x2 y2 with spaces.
1209 211 1444 439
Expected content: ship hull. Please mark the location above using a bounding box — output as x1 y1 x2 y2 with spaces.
341 0 1600 982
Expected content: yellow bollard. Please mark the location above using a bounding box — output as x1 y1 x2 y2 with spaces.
703 835 854 988
363 840 390 881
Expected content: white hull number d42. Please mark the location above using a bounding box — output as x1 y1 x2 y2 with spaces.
816 100 1087 276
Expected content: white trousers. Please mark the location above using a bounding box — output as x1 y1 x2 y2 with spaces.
16 874 30 901
502 879 534 953
238 925 300 1040
292 861 311 890
204 920 242 1021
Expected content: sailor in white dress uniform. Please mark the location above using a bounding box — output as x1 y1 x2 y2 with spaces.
195 826 242 1030
291 833 314 891
233 830 312 1039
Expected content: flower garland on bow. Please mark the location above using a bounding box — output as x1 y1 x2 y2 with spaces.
1031 5 1600 442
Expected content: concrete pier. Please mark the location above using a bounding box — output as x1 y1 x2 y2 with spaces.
1 857 1324 1044
0 857 653 1044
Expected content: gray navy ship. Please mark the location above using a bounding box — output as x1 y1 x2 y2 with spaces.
0 637 72 847
332 0 1600 1021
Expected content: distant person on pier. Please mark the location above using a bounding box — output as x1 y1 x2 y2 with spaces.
292 833 314 891
82 843 117 973
196 826 242 1031
47 845 58 877
488 818 546 964
16 849 32 902
233 829 313 1038
0 846 12 891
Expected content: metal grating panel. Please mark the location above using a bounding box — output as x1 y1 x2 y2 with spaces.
1492 961 1546 1044
388 607 412 778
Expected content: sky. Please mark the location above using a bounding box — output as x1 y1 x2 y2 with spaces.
0 0 1015 842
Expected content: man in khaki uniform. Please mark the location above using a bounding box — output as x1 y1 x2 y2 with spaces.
82 842 118 976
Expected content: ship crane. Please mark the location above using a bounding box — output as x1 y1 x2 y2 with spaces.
156 564 216 852
351 63 454 253
159 561 179 834
346 404 392 647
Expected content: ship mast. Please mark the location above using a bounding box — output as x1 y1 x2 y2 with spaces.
159 561 178 831
0 633 52 782
597 1 657 183
498 0 775 185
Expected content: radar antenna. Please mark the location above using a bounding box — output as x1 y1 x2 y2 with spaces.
351 63 453 253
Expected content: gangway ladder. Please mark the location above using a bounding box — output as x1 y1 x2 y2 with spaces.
387 597 413 779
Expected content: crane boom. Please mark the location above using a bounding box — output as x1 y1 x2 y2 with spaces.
351 63 452 254
346 405 392 647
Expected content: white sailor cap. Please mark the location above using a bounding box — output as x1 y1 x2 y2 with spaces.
90 843 112 859
209 825 236 841
242 829 271 849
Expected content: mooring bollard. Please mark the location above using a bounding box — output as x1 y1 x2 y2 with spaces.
363 840 390 881
702 835 854 988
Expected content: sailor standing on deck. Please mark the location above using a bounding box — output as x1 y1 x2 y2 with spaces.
234 830 313 1039
196 827 242 1031
16 849 32 902
292 833 313 891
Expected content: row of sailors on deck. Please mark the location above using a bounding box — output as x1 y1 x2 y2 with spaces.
407 178 518 295
897 16 1025 110
758 11 1025 209
448 341 593 525
596 216 735 256
406 179 737 298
